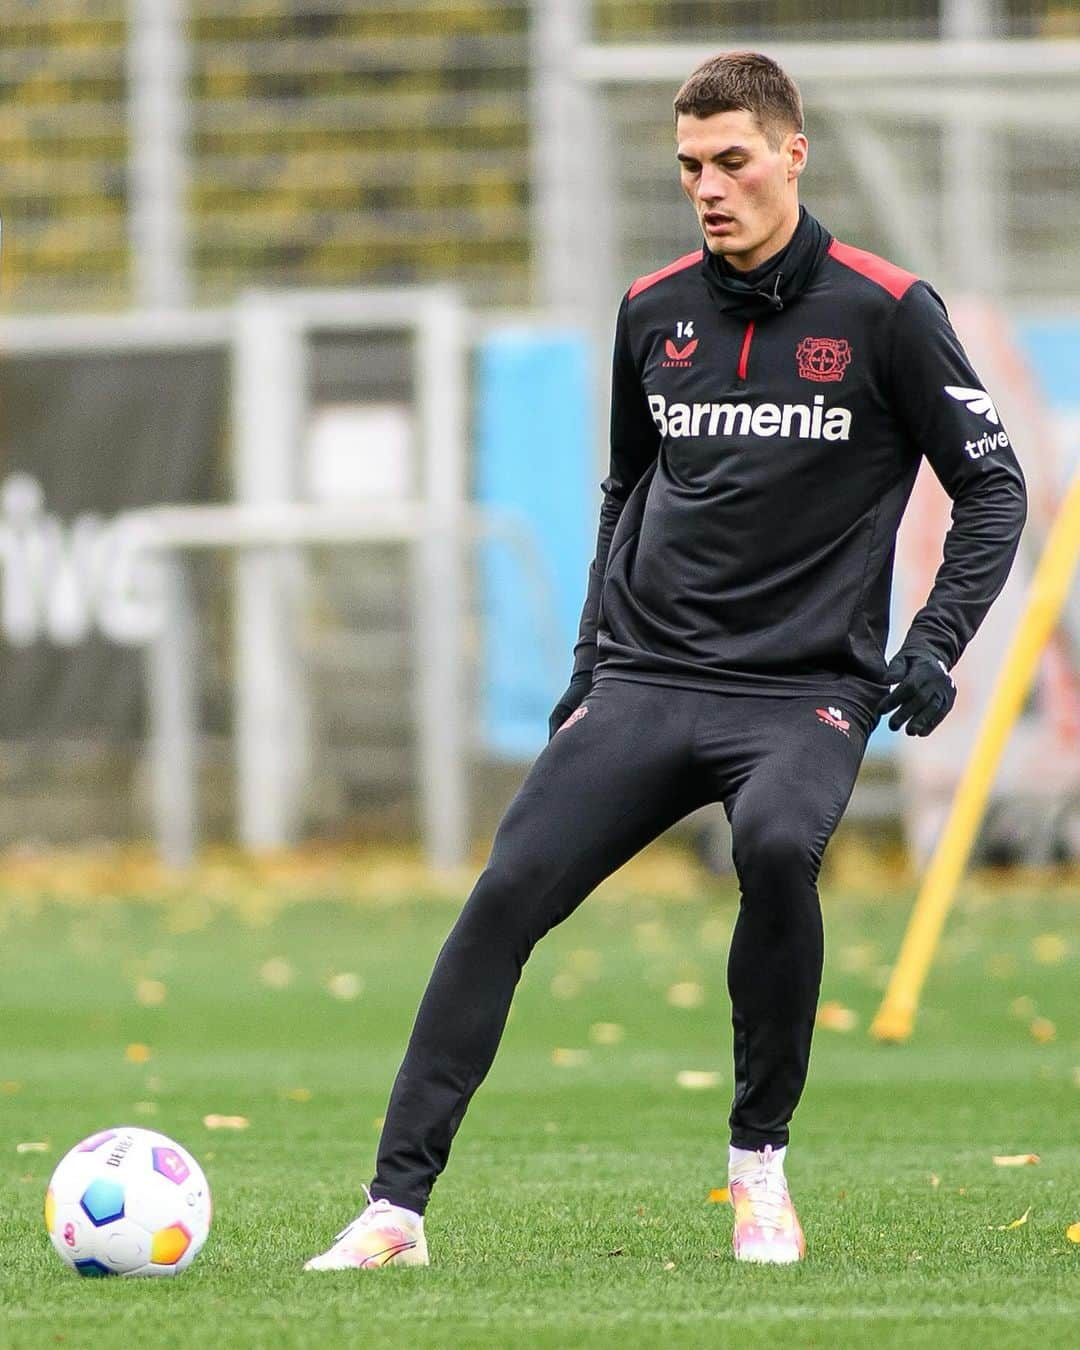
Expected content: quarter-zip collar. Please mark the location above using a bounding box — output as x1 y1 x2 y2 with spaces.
701 206 832 320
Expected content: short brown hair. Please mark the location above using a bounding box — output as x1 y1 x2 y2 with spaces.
674 52 803 147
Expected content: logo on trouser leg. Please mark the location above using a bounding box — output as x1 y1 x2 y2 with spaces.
559 705 589 733
815 705 850 736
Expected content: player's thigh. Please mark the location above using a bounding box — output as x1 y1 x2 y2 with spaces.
487 678 705 896
725 697 874 882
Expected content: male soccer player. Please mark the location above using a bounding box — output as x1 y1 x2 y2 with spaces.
306 51 1026 1268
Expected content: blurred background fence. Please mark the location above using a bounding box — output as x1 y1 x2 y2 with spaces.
1 0 1078 867
4 1 1078 311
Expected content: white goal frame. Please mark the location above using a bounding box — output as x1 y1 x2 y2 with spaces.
0 290 477 868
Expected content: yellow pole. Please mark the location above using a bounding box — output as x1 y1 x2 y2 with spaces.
871 468 1080 1043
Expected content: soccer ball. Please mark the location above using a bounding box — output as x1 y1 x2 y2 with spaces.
45 1126 211 1277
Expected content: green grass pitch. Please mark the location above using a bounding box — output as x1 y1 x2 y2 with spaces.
0 860 1077 1348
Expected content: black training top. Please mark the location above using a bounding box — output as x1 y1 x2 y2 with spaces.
572 209 1027 713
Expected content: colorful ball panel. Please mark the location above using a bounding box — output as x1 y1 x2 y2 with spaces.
80 1179 125 1226
74 1259 114 1278
171 1237 203 1275
151 1223 191 1266
152 1147 190 1187
77 1130 118 1153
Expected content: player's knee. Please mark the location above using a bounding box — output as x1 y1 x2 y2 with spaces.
732 811 818 890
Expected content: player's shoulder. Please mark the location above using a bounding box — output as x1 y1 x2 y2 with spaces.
626 249 702 303
824 238 921 303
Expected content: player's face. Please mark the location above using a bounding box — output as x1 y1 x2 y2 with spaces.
676 110 807 271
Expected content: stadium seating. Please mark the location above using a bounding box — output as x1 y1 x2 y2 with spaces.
0 2 1074 313
0 1 532 311
0 1 129 311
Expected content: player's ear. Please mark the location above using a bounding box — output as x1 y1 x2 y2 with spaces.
787 132 808 180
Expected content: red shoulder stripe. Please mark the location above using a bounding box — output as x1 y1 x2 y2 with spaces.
827 239 918 301
628 249 700 300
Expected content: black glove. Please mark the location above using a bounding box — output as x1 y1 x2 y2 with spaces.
548 673 592 741
879 651 956 736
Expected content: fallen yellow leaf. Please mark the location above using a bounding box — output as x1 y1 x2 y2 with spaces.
551 1048 588 1067
676 1070 720 1090
1066 1223 1080 1244
930 1174 940 1189
1030 1017 1056 1044
16 1141 48 1154
326 972 362 1001
124 1043 152 1064
1009 995 1036 1019
203 1114 249 1130
818 1001 857 1032
589 1022 624 1045
550 973 581 1000
1032 933 1067 965
134 1101 159 1116
993 1206 1031 1231
135 978 166 1007
284 1087 312 1103
993 1153 1040 1167
708 1187 729 1204
2 1081 21 1095
259 957 293 989
667 981 705 1009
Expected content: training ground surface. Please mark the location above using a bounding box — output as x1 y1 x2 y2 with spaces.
0 850 1077 1348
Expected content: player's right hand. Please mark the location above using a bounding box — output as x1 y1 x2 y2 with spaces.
548 674 592 741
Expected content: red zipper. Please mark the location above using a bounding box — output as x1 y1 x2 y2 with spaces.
737 320 755 381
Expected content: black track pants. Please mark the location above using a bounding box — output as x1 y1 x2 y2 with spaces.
371 677 874 1214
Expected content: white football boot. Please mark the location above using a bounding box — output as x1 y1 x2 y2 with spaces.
304 1186 429 1270
728 1144 806 1264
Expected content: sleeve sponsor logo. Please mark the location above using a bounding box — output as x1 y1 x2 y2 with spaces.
944 385 1000 425
964 430 1011 460
943 386 1010 458
796 337 852 383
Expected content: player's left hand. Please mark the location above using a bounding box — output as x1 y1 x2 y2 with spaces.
879 651 956 736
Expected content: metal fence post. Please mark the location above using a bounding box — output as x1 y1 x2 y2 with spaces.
414 292 469 870
127 0 191 308
147 552 197 866
232 296 308 851
530 0 589 312
941 0 1001 291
